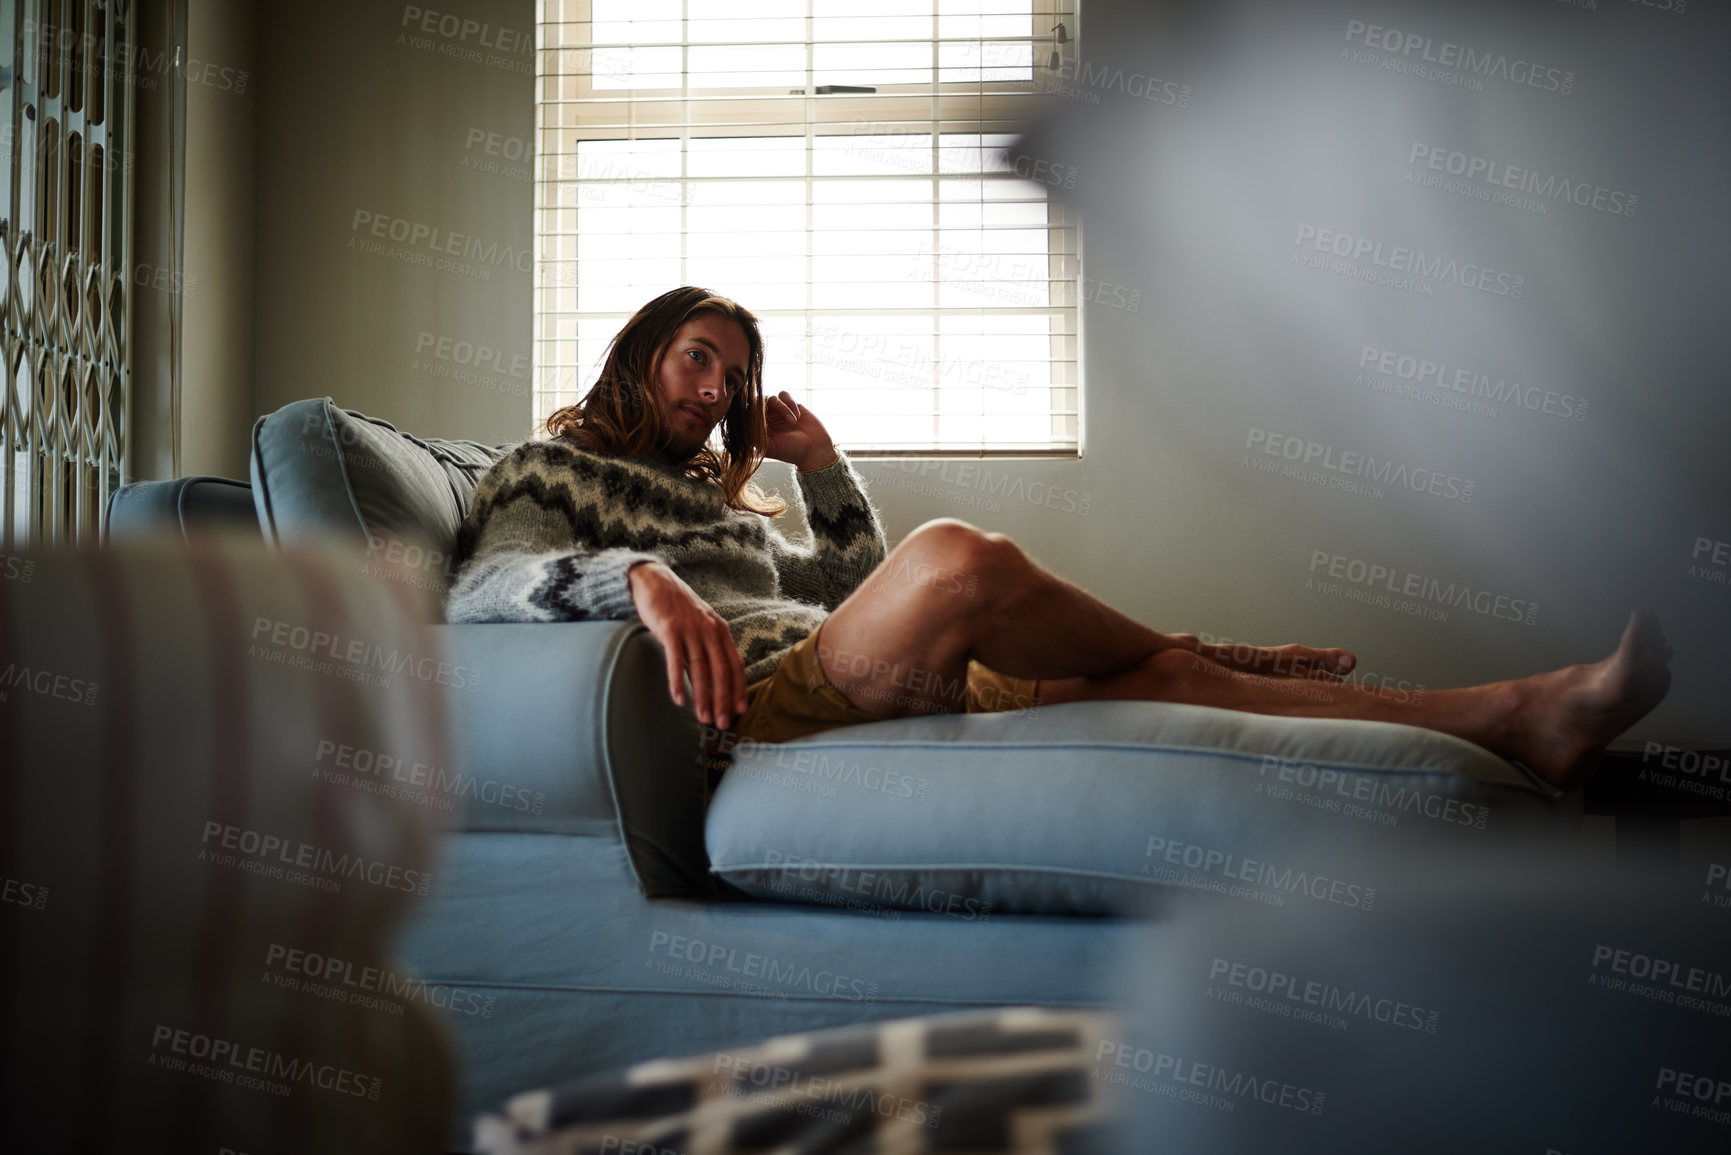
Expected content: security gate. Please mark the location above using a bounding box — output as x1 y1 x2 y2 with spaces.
1 0 134 549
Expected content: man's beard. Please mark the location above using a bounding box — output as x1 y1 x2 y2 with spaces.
654 419 706 465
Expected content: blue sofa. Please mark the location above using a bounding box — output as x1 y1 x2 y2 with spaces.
105 397 1582 1149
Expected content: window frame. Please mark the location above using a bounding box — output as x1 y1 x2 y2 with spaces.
534 0 1083 460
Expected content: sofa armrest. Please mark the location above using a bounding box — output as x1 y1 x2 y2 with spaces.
430 620 714 898
104 476 261 544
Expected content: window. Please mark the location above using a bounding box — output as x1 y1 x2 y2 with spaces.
534 0 1079 456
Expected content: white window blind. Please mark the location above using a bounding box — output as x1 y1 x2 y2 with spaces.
534 0 1079 456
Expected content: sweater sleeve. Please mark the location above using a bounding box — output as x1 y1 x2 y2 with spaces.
765 450 889 611
443 443 661 624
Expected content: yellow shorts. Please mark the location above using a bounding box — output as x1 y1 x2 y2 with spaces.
721 620 1042 750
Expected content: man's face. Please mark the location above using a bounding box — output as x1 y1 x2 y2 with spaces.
651 311 751 463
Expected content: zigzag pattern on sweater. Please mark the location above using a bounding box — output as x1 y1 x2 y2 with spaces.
444 437 889 684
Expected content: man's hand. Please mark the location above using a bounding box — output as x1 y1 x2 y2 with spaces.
763 390 838 472
627 561 749 730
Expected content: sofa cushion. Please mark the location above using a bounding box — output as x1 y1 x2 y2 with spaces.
250 397 514 594
705 700 1579 917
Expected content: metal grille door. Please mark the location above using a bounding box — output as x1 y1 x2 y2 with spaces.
1 0 133 549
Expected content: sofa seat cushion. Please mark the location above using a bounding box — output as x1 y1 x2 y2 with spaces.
705 700 1578 917
250 397 513 593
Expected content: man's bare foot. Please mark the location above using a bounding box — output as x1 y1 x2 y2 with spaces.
1201 641 1357 680
1502 611 1673 790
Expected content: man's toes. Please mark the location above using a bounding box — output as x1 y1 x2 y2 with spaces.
1624 610 1666 657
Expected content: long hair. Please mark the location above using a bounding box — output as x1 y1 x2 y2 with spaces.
540 286 787 517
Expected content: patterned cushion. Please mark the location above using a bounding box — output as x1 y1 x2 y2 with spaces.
473 1006 1122 1155
249 396 515 595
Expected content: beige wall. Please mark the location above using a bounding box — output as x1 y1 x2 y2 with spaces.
251 0 536 447
124 0 180 487
179 0 257 479
991 0 1730 742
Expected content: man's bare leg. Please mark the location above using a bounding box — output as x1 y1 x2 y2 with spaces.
1038 612 1672 790
819 519 1352 686
813 519 1672 790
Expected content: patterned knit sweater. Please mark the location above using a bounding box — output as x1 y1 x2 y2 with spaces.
444 437 890 683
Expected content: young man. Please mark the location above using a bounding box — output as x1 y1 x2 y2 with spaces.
447 286 1672 791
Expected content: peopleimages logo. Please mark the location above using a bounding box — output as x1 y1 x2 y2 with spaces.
1 875 49 911
149 1025 380 1100
1654 1066 1731 1127
0 661 100 706
1704 863 1731 910
199 820 432 896
1592 948 1731 1004
350 210 533 273
1142 836 1376 910
1407 143 1638 219
761 850 992 921
1046 59 1192 106
875 458 1091 516
249 615 482 691
1245 428 1475 503
809 322 1030 395
1357 345 1587 422
400 6 530 54
1094 1041 1326 1115
1343 19 1575 96
646 931 879 1001
1257 756 1489 830
1691 536 1730 588
1207 956 1441 1034
22 20 249 93
414 331 529 381
1307 550 1539 627
313 738 546 815
1294 225 1526 298
265 943 495 1018
712 1053 944 1128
